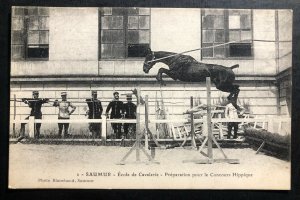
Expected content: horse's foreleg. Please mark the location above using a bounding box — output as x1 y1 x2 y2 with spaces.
156 68 178 85
156 69 165 85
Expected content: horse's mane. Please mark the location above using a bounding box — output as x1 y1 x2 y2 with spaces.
174 54 197 64
155 51 198 67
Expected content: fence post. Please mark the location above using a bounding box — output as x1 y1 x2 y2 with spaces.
218 113 223 139
135 87 141 162
102 115 107 140
203 116 208 136
145 95 149 150
262 121 266 130
190 96 196 148
268 118 274 133
206 77 213 159
28 116 35 138
278 119 282 134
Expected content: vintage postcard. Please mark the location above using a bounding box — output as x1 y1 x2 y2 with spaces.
9 6 292 189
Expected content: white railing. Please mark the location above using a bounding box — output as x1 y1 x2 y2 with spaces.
12 116 290 139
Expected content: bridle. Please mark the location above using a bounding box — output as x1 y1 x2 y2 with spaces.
144 51 155 67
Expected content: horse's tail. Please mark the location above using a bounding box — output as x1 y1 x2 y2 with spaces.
230 64 239 69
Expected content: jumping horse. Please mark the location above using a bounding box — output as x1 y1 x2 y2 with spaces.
143 48 240 105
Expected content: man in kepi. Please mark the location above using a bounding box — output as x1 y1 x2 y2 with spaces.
105 91 124 139
86 90 103 138
53 92 76 138
123 94 137 138
19 91 49 140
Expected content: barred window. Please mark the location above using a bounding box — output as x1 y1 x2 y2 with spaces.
202 9 252 58
11 7 49 60
99 7 150 59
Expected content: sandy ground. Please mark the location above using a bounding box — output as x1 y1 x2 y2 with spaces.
8 143 290 190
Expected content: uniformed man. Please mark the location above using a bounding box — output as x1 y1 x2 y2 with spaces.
225 97 245 139
123 94 137 138
105 91 124 139
19 91 49 139
53 92 76 138
86 90 103 138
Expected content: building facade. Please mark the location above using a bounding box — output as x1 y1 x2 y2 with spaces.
10 7 292 135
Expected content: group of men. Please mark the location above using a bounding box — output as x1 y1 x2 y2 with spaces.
19 90 137 140
105 91 137 139
86 91 137 139
19 89 244 141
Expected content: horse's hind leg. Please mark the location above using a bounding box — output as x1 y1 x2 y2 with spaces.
228 85 240 101
213 74 241 109
215 82 240 107
228 85 241 110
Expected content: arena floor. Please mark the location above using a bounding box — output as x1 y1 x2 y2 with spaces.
8 143 290 190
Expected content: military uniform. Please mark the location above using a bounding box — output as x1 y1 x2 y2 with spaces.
53 92 76 138
20 91 49 139
105 92 124 139
86 91 103 138
123 94 137 138
225 102 245 139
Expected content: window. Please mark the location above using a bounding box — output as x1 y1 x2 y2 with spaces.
202 9 252 58
11 7 49 60
99 7 150 59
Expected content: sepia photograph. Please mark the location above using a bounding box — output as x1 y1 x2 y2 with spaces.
8 6 292 189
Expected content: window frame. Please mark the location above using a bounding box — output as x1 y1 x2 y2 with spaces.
201 9 254 60
11 7 50 61
98 7 151 61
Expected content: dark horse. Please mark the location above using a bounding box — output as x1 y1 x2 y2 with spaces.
143 48 240 103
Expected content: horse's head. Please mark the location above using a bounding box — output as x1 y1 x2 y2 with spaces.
143 48 156 73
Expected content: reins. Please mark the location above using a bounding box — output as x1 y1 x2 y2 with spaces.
147 39 292 63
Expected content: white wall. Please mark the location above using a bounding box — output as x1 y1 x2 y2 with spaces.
151 8 201 60
11 61 98 76
49 7 98 61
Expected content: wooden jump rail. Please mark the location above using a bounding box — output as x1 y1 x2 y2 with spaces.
118 89 159 165
182 77 240 164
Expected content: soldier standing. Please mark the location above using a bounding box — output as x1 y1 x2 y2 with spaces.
123 94 137 138
105 91 124 139
225 98 245 139
53 92 76 138
19 91 49 140
86 90 103 138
